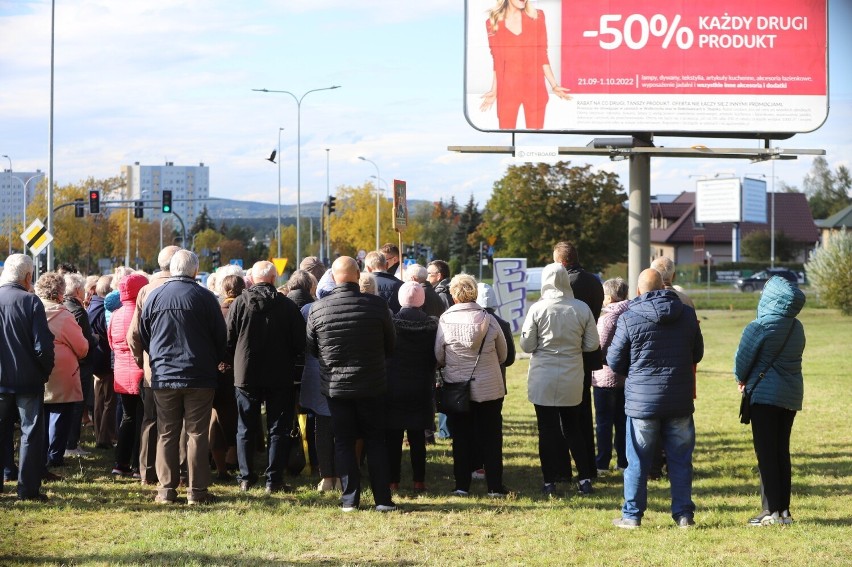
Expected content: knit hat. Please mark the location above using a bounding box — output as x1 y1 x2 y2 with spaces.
398 281 425 308
299 256 327 283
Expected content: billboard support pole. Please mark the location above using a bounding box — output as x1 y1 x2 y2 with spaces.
628 149 651 298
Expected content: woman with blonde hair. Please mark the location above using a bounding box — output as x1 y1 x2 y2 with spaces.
435 273 508 497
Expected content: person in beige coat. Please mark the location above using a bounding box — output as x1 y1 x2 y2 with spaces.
35 273 89 473
520 263 600 496
435 274 508 497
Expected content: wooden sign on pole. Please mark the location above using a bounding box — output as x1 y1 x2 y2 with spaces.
392 179 407 232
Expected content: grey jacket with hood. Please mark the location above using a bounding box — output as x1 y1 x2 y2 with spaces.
520 263 600 407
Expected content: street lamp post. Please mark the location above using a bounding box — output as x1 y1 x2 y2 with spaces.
323 148 330 264
277 127 284 259
2 155 11 255
358 156 381 250
253 85 340 266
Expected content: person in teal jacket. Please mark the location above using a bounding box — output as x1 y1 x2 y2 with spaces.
734 276 806 527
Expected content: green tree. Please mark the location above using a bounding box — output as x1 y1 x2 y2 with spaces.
804 157 852 219
476 161 627 271
413 198 460 262
805 228 852 314
740 230 797 262
190 205 215 235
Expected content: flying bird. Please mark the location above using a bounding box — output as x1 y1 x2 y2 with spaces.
266 150 277 163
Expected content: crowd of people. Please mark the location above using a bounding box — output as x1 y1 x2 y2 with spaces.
0 240 805 526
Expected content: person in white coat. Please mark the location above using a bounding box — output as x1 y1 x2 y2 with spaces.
521 262 600 496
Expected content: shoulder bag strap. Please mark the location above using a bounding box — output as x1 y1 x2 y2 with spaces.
467 314 490 382
747 322 796 395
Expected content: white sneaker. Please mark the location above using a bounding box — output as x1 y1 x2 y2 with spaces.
64 447 91 457
341 505 357 513
375 504 397 512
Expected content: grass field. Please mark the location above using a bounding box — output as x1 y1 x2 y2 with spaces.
1 309 850 566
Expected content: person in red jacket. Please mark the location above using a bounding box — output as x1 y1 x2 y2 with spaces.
108 273 149 477
480 0 571 129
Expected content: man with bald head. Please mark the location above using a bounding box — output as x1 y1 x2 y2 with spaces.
306 256 397 512
607 268 703 530
226 261 305 494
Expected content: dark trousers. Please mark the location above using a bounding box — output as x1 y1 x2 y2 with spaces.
314 414 336 478
93 372 116 447
66 372 93 450
115 393 142 469
593 386 627 471
43 402 74 467
578 371 597 478
446 398 504 493
0 393 44 498
138 385 158 483
751 403 797 513
326 395 392 508
534 403 594 483
235 387 293 487
386 428 426 484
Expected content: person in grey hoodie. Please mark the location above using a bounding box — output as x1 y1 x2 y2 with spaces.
520 263 600 497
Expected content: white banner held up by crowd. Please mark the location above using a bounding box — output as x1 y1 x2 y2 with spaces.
492 258 527 333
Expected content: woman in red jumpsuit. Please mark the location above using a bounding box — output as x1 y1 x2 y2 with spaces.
480 0 571 129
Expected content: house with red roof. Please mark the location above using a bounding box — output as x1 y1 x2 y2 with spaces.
650 191 819 264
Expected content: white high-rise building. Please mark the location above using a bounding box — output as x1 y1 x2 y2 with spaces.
121 162 209 224
1 169 44 248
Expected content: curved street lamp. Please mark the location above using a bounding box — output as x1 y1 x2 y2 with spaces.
253 85 341 266
358 156 381 250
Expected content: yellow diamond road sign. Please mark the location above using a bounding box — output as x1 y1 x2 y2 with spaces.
21 219 53 256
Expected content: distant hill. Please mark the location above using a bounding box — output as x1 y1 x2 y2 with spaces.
204 197 430 220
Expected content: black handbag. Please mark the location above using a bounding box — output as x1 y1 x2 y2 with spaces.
436 319 488 414
739 324 795 425
286 417 307 475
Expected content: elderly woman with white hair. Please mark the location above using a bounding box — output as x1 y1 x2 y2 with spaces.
435 273 508 497
34 272 89 477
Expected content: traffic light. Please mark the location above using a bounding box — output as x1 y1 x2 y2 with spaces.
162 190 172 213
327 195 336 215
74 198 85 218
134 201 144 219
88 190 100 214
211 248 221 269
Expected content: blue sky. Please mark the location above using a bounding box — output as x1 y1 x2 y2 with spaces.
1 0 850 210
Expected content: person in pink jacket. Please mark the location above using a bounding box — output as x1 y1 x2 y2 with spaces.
108 273 149 477
34 273 89 475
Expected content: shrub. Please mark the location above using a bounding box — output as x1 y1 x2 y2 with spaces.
806 228 852 314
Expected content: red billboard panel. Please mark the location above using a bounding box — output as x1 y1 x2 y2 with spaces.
464 0 828 137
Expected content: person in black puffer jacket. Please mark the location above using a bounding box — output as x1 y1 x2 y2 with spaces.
226 261 305 494
385 282 438 492
306 256 396 511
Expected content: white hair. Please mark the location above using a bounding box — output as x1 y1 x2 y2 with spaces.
157 245 181 271
650 256 676 284
406 264 427 283
170 249 199 277
251 261 277 281
112 267 134 290
216 264 244 279
0 254 34 285
63 272 86 297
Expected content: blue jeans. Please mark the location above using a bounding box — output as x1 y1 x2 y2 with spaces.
622 415 695 522
593 387 627 471
44 402 75 467
235 387 293 487
0 393 45 498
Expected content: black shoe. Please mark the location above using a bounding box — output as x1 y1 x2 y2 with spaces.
238 480 254 492
17 492 49 502
487 486 512 498
542 483 557 497
676 516 695 528
42 471 62 482
188 492 219 506
576 479 593 495
612 517 641 529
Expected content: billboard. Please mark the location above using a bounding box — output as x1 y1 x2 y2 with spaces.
695 177 767 224
464 0 828 137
